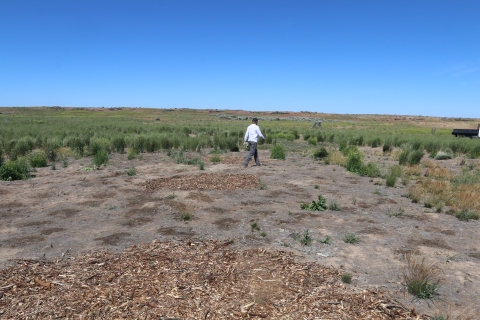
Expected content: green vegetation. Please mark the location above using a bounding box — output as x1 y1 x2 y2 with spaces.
344 233 360 244
341 273 352 284
301 195 328 211
292 229 313 246
270 142 286 160
403 253 441 300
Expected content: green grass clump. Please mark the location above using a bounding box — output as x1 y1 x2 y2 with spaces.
343 233 360 244
328 201 341 211
0 159 31 181
301 195 327 211
319 235 331 244
455 210 479 222
403 253 441 300
292 230 313 246
180 213 191 221
28 151 48 168
270 143 286 160
341 273 352 284
250 221 260 231
92 150 109 168
313 147 329 159
127 166 136 176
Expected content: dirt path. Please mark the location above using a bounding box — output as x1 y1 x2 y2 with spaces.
1 149 479 317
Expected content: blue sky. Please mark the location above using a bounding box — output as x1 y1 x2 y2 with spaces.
1 1 479 117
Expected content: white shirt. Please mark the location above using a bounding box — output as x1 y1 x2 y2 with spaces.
244 123 265 143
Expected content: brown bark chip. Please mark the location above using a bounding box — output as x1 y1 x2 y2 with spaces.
0 240 427 319
139 173 259 191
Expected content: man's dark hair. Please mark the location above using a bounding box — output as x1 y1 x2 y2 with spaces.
252 117 258 122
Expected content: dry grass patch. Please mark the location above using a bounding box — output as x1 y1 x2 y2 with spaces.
325 149 346 166
425 167 455 180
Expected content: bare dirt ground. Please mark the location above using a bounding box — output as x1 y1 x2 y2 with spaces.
1 148 479 318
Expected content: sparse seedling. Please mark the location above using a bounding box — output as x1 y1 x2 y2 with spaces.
341 273 352 284
388 207 405 217
166 192 176 200
281 241 291 247
328 201 341 211
344 233 360 244
258 180 267 190
314 184 319 189
319 235 331 245
127 166 136 176
374 188 382 195
403 253 441 300
180 213 191 221
250 221 260 231
292 229 313 246
260 231 267 237
105 205 117 210
351 197 356 205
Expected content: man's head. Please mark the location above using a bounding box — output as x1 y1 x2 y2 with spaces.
252 117 258 124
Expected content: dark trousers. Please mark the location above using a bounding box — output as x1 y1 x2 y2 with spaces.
244 142 260 166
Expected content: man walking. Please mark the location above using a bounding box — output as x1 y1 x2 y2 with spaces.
243 118 265 167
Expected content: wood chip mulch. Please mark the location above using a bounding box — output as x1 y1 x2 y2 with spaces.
0 240 427 319
139 173 259 192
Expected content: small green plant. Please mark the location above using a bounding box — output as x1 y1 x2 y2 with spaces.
403 253 441 300
180 213 191 221
260 231 267 237
105 205 117 210
313 147 328 159
374 188 382 196
92 150 109 168
314 184 319 189
385 174 397 187
341 273 352 284
51 161 56 170
166 192 176 199
292 230 313 246
250 221 260 231
319 235 331 245
198 161 205 170
455 210 479 222
351 197 356 205
301 195 328 211
127 166 136 176
328 201 341 211
281 241 291 247
344 233 360 244
258 179 267 190
388 208 404 217
270 143 286 160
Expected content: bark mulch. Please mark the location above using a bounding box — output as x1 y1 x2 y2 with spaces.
0 240 427 319
139 173 259 192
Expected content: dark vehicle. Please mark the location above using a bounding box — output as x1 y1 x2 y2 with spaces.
452 124 480 138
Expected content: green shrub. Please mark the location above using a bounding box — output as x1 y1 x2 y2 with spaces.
301 195 327 211
92 150 109 168
399 149 410 165
112 136 126 154
0 149 4 167
408 150 424 165
328 201 341 211
307 137 317 146
383 143 392 153
127 166 136 176
313 147 329 159
346 151 363 174
361 162 382 177
291 230 312 246
468 145 480 159
0 159 31 181
28 151 48 168
270 143 286 160
386 174 397 187
370 137 381 148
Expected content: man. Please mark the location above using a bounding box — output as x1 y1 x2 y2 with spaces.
243 118 265 167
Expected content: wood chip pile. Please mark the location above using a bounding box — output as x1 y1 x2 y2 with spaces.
0 240 427 319
139 174 259 192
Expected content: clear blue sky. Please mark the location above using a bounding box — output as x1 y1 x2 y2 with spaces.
1 1 479 117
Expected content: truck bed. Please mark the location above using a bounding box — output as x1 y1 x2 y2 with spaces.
452 129 478 137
